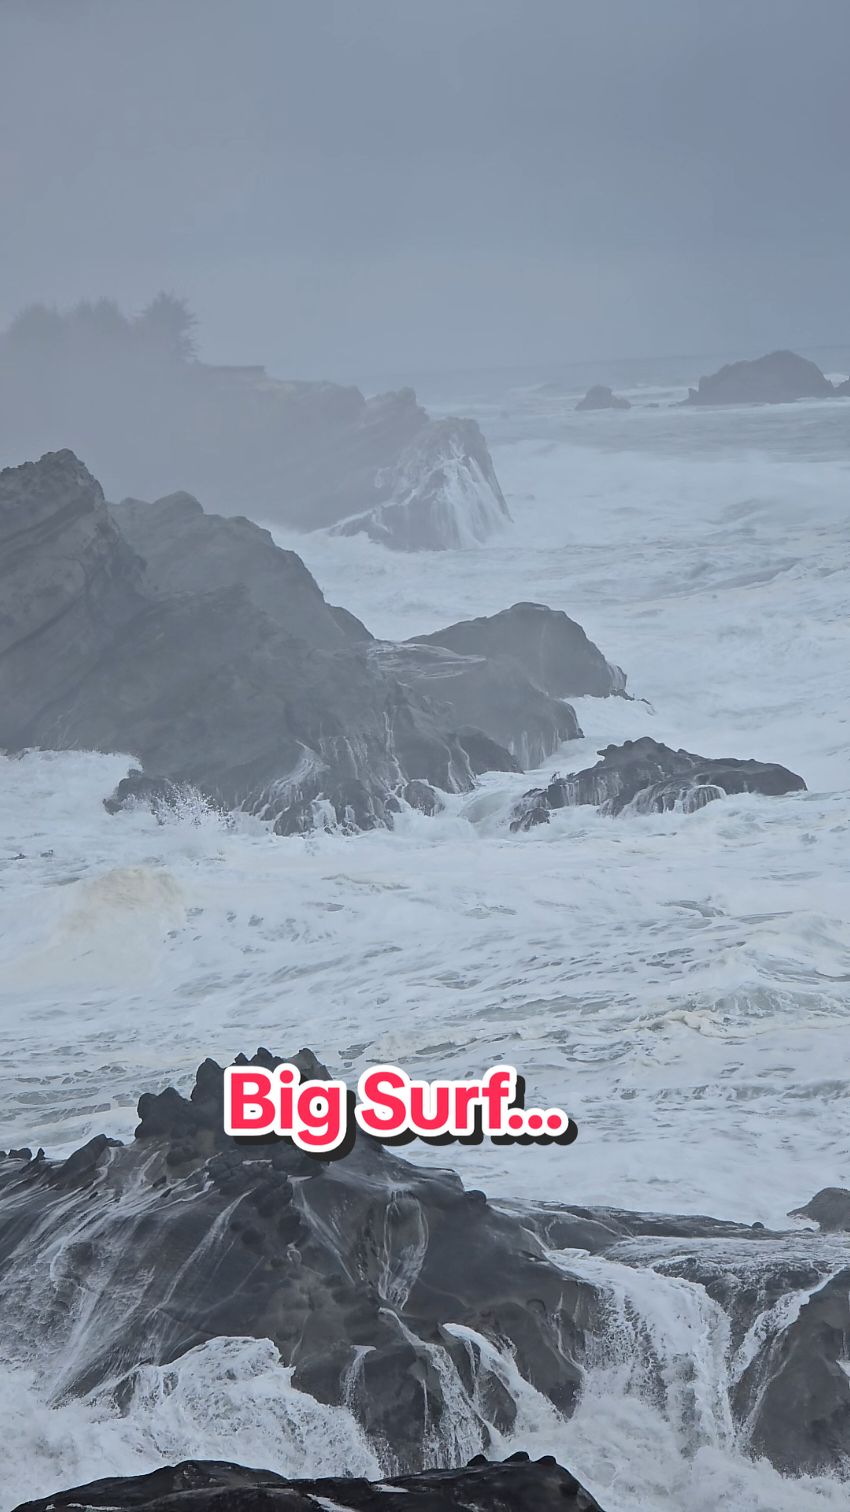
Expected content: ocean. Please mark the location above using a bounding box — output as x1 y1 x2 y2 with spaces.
1 357 849 1509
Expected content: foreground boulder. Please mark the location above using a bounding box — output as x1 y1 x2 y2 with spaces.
575 385 630 412
511 736 805 828
0 452 595 831
0 1049 596 1473
685 350 835 406
12 1454 606 1512
3 1061 850 1483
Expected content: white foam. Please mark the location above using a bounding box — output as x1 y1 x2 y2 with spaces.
2 387 850 1507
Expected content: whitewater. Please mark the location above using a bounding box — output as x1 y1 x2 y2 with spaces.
1 372 849 1509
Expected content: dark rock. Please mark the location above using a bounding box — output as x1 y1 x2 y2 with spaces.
737 1265 850 1475
685 350 835 406
111 491 371 649
0 451 554 831
789 1188 850 1233
0 1050 596 1470
374 638 582 770
398 778 444 815
4 1054 850 1483
410 602 626 700
11 1454 606 1512
102 770 207 819
575 385 631 411
833 375 850 397
511 736 806 829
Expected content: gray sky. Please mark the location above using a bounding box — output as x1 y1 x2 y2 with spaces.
1 0 848 378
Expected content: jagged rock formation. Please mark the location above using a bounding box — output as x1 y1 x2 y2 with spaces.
0 452 590 831
511 736 806 829
0 302 509 550
575 385 631 412
685 350 835 406
0 1049 597 1475
3 1058 850 1484
112 490 372 649
11 1455 606 1512
410 602 626 700
0 450 144 743
371 640 581 771
329 417 510 550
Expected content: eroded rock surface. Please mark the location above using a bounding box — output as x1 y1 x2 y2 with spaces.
11 1454 606 1512
511 736 805 828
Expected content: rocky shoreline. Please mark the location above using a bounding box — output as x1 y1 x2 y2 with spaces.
2 1051 849 1492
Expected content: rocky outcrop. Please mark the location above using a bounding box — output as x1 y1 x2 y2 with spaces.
575 385 631 411
789 1188 850 1232
111 490 372 649
0 301 510 550
0 450 144 745
410 602 626 700
685 350 835 406
4 1059 850 1486
736 1264 850 1474
371 639 581 771
12 1455 606 1512
511 736 806 829
0 1049 596 1475
0 452 588 831
330 417 510 550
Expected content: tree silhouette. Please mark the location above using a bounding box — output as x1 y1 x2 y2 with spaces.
135 292 198 361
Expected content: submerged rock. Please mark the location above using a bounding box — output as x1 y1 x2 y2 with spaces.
11 1454 606 1512
685 350 835 406
511 736 806 829
575 385 631 411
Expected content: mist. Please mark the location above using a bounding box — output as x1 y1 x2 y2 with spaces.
2 0 848 379
3 8 850 1511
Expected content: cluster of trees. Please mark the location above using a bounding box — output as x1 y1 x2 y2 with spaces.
2 293 198 365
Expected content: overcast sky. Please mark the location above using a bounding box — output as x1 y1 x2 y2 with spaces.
1 0 848 378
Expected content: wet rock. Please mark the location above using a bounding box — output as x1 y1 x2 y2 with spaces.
11 1454 606 1512
0 1050 595 1470
375 637 582 770
329 416 511 550
410 602 626 700
512 736 805 828
789 1188 850 1233
0 451 538 832
738 1265 850 1475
